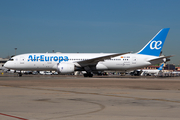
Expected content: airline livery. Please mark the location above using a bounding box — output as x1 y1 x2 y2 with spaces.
4 28 172 77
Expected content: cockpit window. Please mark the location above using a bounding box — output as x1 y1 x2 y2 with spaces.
9 58 14 61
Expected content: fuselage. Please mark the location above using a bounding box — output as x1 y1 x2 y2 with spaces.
3 28 171 77
4 53 160 72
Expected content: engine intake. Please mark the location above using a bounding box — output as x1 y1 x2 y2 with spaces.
57 63 75 74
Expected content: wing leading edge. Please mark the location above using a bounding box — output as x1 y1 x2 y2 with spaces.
76 52 131 66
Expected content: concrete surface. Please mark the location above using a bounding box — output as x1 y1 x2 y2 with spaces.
0 75 180 120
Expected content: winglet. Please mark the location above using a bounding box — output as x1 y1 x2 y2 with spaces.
137 28 170 56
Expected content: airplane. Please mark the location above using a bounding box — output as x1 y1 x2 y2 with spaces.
171 71 180 76
4 28 172 77
140 63 164 76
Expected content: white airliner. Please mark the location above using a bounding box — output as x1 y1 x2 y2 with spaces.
141 63 164 76
4 28 172 77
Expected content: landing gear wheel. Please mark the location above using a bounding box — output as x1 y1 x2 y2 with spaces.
83 73 93 77
84 74 88 77
18 73 22 77
88 74 93 77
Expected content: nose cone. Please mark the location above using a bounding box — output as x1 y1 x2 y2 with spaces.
4 61 11 69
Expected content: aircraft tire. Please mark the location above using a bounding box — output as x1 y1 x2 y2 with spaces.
83 73 93 77
18 73 22 77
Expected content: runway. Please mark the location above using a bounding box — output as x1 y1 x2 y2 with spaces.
0 75 180 120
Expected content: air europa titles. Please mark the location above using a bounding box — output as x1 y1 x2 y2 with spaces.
28 55 68 63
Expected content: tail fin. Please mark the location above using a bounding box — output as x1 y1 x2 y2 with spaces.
137 28 170 56
158 63 164 70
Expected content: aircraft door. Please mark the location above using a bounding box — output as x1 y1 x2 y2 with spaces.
132 57 136 64
20 57 25 64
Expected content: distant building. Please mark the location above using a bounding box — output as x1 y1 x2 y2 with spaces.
0 58 8 67
142 64 176 70
142 65 159 70
164 64 176 70
175 67 180 71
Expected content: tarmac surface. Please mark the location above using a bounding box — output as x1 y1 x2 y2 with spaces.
0 74 180 120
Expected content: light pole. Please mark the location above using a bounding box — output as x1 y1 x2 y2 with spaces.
15 48 17 55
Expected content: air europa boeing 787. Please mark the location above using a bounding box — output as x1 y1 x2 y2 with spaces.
4 28 172 77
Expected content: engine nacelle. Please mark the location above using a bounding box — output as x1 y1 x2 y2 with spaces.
57 63 75 74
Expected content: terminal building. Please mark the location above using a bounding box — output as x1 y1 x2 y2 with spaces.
0 58 8 73
142 63 176 72
0 58 8 67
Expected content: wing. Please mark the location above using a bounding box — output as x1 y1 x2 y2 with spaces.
76 52 131 66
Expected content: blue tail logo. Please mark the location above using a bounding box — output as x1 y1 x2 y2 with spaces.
137 28 170 56
150 41 162 50
158 63 164 70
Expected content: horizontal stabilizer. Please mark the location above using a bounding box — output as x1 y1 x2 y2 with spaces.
148 55 174 62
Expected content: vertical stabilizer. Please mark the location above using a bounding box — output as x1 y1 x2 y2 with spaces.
137 28 170 56
158 63 164 70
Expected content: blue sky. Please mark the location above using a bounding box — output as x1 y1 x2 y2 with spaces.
0 0 180 64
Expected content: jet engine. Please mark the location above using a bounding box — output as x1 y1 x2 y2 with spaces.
57 63 75 74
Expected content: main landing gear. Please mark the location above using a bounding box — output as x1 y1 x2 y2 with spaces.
18 71 22 77
83 73 93 77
